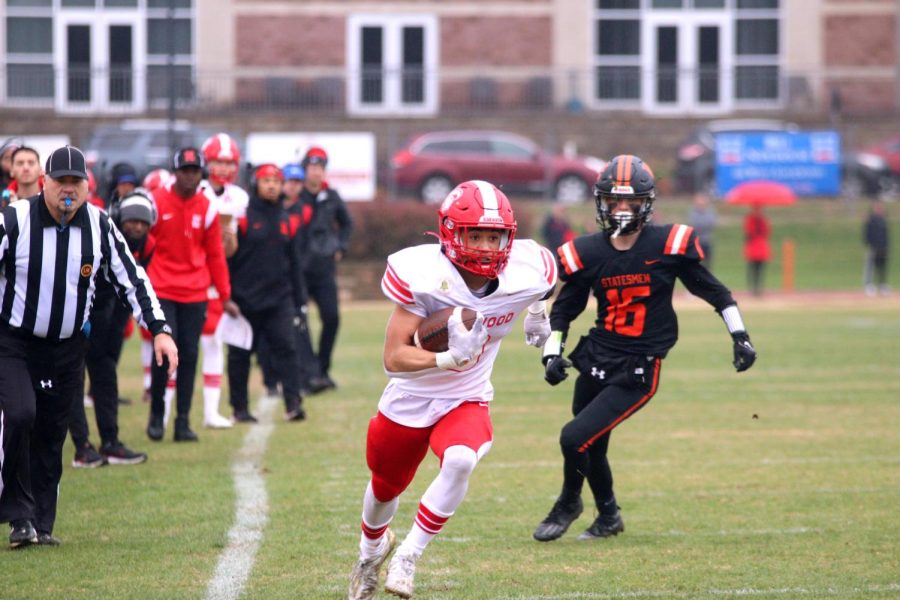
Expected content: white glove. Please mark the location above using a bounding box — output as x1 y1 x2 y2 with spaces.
436 309 488 370
524 302 551 347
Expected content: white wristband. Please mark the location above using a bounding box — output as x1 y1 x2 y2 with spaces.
436 351 457 370
721 305 746 335
527 300 546 316
542 330 564 359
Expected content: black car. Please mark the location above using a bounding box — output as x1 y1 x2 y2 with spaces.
673 119 891 197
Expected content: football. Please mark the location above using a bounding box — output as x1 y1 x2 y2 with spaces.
414 307 478 352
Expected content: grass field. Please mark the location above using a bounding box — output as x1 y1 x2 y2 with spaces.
3 293 898 599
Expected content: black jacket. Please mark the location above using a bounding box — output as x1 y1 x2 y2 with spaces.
298 185 353 261
228 195 306 311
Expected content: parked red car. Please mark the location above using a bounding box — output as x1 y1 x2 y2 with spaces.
391 130 604 204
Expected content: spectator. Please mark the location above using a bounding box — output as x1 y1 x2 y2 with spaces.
227 164 307 422
744 204 771 297
0 139 19 197
532 155 756 543
863 201 890 296
105 162 138 211
541 204 576 252
298 146 353 393
0 145 176 548
146 148 236 442
6 146 43 203
69 189 158 467
258 161 317 397
688 192 718 270
347 180 556 600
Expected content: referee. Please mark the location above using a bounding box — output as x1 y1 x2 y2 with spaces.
0 145 178 549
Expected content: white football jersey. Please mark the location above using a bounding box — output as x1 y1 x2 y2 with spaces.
379 239 557 427
203 181 249 219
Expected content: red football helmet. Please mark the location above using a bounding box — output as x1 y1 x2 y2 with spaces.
201 133 240 186
437 180 517 279
142 168 171 192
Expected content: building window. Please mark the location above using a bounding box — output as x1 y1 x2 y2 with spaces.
145 1 195 105
735 3 779 101
5 15 54 100
347 14 437 116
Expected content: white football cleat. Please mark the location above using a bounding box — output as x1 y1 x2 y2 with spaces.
203 414 234 429
384 551 418 598
349 529 395 600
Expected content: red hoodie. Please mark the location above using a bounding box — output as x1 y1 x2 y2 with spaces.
149 180 231 303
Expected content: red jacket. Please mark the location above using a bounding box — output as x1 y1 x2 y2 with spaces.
743 213 771 262
149 181 231 303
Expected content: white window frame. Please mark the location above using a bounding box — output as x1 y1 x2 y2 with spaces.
592 0 782 114
642 10 733 115
1 4 55 108
346 13 438 117
53 8 147 113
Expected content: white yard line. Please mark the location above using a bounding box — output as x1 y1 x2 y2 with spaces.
502 583 900 599
205 395 278 600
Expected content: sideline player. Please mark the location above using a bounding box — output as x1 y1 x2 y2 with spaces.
533 155 757 542
347 180 557 599
198 133 248 427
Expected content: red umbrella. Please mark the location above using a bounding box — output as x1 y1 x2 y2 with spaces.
725 180 797 206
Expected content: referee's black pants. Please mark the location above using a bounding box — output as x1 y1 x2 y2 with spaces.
559 356 662 511
228 303 301 413
0 327 84 535
70 292 131 447
149 299 206 421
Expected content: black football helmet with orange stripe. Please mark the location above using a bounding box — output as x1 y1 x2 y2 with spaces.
594 154 656 237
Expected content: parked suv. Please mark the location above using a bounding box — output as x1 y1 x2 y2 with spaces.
674 119 892 198
391 130 604 204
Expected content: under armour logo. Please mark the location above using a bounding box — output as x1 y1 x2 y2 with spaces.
40 379 53 389
590 367 605 380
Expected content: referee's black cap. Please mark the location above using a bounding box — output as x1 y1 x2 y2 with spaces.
45 145 88 180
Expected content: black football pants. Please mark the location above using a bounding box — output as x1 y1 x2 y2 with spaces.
559 358 662 511
258 317 318 392
70 292 131 447
305 259 339 377
228 303 301 413
0 328 84 535
150 299 206 420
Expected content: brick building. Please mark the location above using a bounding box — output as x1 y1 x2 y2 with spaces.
1 0 898 117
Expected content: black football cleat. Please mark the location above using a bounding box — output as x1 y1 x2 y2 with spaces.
36 532 61 546
9 520 38 549
232 410 258 424
577 511 625 540
173 417 198 442
146 413 164 441
533 496 583 542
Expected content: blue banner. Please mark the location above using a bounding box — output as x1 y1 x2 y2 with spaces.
715 131 841 197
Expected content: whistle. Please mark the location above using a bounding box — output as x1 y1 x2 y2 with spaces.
64 197 73 207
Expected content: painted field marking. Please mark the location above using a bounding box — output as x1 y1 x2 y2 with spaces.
205 395 278 600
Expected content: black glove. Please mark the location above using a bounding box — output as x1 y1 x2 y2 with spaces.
543 355 572 386
732 332 757 373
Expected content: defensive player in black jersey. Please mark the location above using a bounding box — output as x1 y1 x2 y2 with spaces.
533 154 757 542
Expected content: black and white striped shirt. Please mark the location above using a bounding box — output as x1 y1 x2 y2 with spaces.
0 194 168 340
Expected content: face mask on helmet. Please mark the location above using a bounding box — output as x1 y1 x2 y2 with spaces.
437 180 517 279
594 154 656 238
201 133 240 187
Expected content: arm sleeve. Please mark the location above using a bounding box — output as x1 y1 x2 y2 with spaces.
334 193 353 253
677 259 736 312
102 217 169 335
289 228 308 308
203 203 232 302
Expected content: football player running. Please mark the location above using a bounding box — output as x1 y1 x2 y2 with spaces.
348 181 557 599
533 155 757 543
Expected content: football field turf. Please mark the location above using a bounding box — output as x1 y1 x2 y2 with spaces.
3 297 898 599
